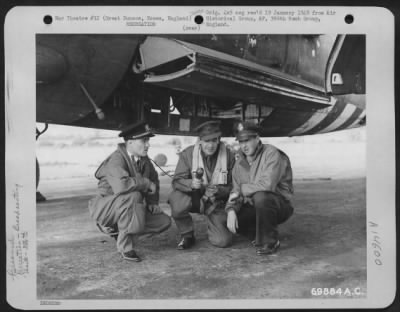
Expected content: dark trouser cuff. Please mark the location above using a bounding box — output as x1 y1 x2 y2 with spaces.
181 231 194 238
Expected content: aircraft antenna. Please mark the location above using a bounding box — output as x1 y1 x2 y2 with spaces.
80 83 105 120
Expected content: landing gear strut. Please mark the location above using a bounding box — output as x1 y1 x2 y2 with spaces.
36 158 46 202
36 124 48 202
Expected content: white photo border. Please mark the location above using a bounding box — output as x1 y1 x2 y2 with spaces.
4 6 396 309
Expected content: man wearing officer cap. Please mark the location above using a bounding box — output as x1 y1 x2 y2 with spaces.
88 121 171 262
225 121 294 255
168 120 236 250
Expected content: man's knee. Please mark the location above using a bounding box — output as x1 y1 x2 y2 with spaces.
168 190 191 218
118 196 146 234
168 190 187 206
129 191 143 202
159 213 172 232
118 191 143 206
210 234 232 248
252 191 279 209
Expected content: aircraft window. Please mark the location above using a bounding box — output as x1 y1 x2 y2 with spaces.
330 35 365 95
172 35 246 58
243 35 336 87
144 57 193 76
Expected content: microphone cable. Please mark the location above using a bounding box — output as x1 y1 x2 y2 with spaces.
149 157 194 190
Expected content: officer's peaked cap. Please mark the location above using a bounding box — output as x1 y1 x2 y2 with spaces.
235 121 260 141
119 121 155 140
194 120 222 140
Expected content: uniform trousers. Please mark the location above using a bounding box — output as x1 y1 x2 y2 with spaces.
237 191 293 246
89 192 171 253
168 190 232 247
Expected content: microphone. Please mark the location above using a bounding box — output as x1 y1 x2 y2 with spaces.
192 168 204 213
195 167 204 180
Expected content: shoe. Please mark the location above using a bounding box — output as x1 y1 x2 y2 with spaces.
251 239 262 247
256 240 280 256
121 250 142 262
177 236 196 250
96 223 119 236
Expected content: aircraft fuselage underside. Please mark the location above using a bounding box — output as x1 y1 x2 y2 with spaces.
36 34 365 137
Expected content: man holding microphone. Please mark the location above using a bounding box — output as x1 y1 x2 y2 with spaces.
168 121 236 250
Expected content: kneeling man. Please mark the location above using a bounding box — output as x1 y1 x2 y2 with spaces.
226 122 294 255
169 121 235 249
88 121 171 262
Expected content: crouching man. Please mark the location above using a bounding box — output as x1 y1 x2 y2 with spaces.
225 122 294 255
88 121 171 262
168 121 236 249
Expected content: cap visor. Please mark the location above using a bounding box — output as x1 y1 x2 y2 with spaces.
126 131 155 140
236 133 257 141
201 131 221 141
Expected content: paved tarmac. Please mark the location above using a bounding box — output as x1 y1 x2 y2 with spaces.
37 175 366 300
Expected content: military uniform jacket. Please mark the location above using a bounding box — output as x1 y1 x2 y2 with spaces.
172 143 236 201
94 143 159 205
226 143 293 212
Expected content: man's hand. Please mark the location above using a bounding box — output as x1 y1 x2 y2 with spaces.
204 185 218 203
227 192 239 204
148 204 163 214
148 182 157 195
243 196 253 205
191 178 202 190
205 184 218 196
227 209 238 234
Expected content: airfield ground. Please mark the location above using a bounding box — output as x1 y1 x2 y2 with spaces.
37 177 366 299
36 137 366 300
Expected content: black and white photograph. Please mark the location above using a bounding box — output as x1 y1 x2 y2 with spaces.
5 6 396 309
